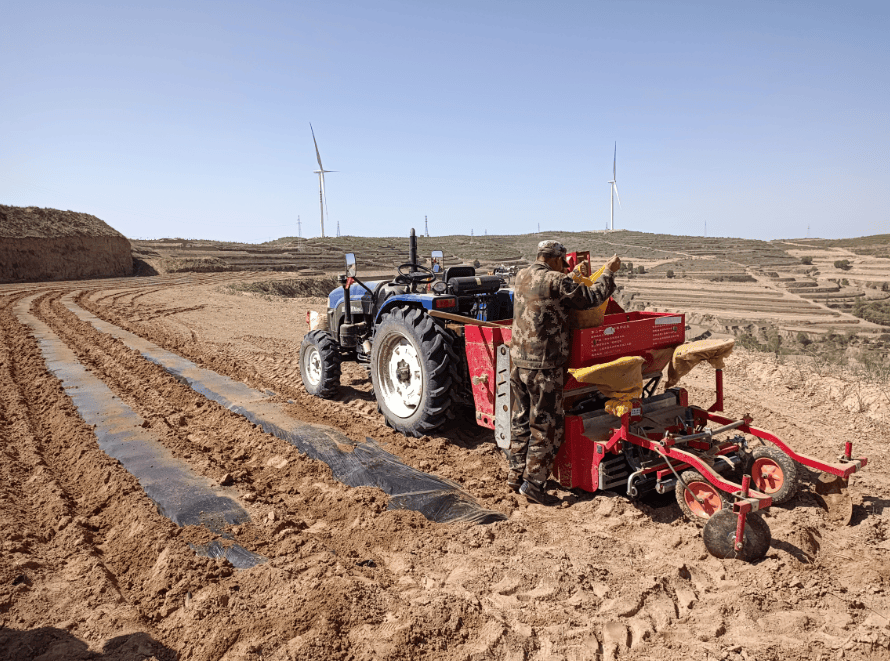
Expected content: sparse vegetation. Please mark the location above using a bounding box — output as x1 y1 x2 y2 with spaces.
800 256 813 265
666 269 674 278
851 297 890 327
834 259 852 271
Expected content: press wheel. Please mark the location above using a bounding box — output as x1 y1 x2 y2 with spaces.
702 509 771 562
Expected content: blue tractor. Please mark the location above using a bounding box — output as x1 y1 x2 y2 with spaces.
299 229 514 437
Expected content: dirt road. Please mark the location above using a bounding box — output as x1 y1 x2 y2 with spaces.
2 273 889 661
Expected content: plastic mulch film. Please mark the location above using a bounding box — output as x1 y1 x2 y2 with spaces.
665 338 735 388
63 298 505 527
569 355 646 417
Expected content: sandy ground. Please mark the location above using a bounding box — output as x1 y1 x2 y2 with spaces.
1 272 889 661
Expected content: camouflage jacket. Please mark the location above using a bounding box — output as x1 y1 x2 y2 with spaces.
510 263 616 369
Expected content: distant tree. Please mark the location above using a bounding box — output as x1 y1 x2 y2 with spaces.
883 282 889 292
796 332 812 347
800 256 813 265
635 265 646 274
624 261 634 272
666 269 675 279
841 278 850 286
834 259 852 271
853 295 865 317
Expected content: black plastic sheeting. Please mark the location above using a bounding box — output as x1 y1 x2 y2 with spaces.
16 298 265 569
65 297 506 525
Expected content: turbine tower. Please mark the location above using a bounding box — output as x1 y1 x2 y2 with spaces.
310 123 336 238
608 142 621 230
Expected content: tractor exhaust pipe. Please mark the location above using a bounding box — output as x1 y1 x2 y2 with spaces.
409 228 417 266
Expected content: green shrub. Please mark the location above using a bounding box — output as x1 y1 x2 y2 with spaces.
666 269 675 278
635 265 646 274
797 332 812 346
834 259 852 271
800 256 813 265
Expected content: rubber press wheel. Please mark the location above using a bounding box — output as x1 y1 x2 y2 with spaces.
676 470 728 525
703 509 771 562
299 330 342 399
751 445 800 505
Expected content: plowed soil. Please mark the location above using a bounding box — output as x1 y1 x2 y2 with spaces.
2 272 889 661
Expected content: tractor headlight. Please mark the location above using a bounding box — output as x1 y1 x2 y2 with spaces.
431 280 447 295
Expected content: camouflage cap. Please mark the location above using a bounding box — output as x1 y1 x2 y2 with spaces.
537 240 567 258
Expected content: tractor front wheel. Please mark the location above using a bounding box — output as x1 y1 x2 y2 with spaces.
676 470 728 525
751 445 800 505
299 330 342 399
370 307 455 437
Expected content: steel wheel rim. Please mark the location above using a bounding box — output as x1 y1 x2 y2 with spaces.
684 482 723 518
377 333 422 418
303 346 322 386
752 458 785 494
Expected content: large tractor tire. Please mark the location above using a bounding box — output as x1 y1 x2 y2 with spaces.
299 330 342 399
370 307 455 437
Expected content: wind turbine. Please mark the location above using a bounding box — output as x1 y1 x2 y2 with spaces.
608 142 621 230
310 123 336 238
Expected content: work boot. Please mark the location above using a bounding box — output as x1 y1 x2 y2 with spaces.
519 480 560 506
507 471 524 492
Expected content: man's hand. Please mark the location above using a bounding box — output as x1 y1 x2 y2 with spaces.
605 254 621 272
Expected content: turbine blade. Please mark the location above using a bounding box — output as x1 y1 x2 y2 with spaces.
613 183 621 208
613 142 617 180
310 123 324 170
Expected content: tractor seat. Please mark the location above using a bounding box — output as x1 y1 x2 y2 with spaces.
444 265 476 281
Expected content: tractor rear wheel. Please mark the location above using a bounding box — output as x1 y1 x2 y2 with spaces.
676 470 728 525
299 330 342 398
751 445 800 505
371 307 455 437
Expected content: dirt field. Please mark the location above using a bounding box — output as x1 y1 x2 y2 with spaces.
2 271 889 661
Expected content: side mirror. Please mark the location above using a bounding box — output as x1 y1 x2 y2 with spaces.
345 253 356 278
431 250 444 273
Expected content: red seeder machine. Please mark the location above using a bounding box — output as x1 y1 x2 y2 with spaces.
463 253 868 561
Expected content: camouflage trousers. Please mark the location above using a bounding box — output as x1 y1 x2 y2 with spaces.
509 366 565 487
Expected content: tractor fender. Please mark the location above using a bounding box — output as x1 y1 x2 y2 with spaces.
374 295 440 324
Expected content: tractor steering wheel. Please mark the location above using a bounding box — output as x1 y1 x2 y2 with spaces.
397 263 436 285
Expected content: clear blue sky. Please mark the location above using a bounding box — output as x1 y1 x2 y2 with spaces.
2 1 887 242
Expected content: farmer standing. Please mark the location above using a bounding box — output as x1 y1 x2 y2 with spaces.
509 240 621 505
